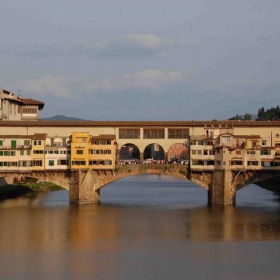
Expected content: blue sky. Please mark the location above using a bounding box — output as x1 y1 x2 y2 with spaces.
1 0 280 120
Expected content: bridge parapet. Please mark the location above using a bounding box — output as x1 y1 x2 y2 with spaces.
115 164 188 179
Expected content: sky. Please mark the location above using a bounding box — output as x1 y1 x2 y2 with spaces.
1 0 280 121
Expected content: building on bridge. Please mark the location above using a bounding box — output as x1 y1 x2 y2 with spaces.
0 132 116 172
0 88 44 121
71 132 116 170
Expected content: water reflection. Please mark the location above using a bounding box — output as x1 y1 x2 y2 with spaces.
1 177 280 251
1 175 280 279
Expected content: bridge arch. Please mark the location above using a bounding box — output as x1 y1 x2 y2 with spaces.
119 143 140 162
143 143 165 160
233 170 280 192
167 143 188 161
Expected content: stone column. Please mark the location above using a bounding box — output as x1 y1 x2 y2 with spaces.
209 170 235 205
140 152 144 162
69 169 101 204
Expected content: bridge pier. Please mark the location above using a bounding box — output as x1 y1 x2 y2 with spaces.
69 170 101 204
208 170 236 205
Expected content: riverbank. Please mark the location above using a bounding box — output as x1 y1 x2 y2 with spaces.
0 182 64 201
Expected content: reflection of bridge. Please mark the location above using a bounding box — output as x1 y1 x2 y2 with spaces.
2 164 280 205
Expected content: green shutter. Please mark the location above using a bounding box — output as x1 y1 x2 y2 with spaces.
11 140 17 149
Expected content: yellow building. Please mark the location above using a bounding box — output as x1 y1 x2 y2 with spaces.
71 133 116 170
71 132 91 170
89 135 116 170
31 134 47 170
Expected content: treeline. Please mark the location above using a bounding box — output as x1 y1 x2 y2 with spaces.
228 113 252 120
257 106 280 121
228 106 280 121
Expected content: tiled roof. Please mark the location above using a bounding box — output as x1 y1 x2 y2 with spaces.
0 135 32 139
31 133 47 140
233 135 262 139
91 134 116 140
20 98 45 110
0 120 280 127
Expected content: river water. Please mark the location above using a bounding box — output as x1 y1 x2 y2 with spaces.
1 175 280 280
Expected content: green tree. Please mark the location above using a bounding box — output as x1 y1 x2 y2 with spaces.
243 113 252 120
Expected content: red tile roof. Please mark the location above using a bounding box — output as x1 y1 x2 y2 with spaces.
20 98 45 110
0 120 280 127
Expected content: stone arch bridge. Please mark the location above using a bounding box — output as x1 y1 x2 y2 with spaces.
1 165 280 205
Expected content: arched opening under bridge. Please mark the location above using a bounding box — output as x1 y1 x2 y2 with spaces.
100 174 208 206
119 143 140 162
143 143 165 160
167 143 188 161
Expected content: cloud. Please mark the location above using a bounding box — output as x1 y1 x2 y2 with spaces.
79 34 174 50
5 34 202 59
256 35 271 43
77 34 202 59
82 68 183 92
7 69 182 98
16 75 82 97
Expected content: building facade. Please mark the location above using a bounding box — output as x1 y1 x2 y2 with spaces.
0 88 44 121
0 133 116 172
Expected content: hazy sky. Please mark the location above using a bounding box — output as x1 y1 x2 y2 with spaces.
1 0 279 120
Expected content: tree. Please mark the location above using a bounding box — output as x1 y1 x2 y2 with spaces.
243 113 252 120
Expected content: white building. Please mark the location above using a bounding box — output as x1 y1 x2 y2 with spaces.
0 88 44 121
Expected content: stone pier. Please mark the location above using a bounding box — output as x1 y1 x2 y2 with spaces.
69 170 101 204
209 170 236 205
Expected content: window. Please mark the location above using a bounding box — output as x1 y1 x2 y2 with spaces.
34 140 41 145
262 140 267 146
247 151 256 155
34 160 43 166
247 161 258 166
49 160 54 166
231 160 243 165
58 160 68 165
144 129 165 139
76 150 83 154
33 150 44 154
22 107 36 114
72 161 86 165
168 129 189 139
24 140 30 146
261 150 271 155
222 136 231 143
119 129 140 139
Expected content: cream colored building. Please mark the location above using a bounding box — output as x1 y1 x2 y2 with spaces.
0 88 44 121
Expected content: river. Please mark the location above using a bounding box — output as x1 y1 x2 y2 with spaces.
1 175 280 280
